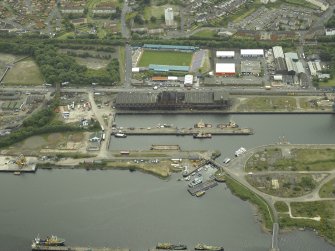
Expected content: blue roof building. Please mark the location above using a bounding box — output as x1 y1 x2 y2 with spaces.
143 44 196 52
149 64 189 72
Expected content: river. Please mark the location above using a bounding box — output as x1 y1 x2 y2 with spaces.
0 114 334 251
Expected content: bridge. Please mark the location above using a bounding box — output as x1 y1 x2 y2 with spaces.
269 223 280 251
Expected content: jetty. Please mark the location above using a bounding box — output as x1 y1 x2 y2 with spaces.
112 127 253 136
151 145 181 150
0 155 37 173
31 246 129 251
187 179 218 196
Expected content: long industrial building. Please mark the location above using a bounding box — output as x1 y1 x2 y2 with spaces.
240 49 264 57
114 91 231 110
216 51 235 58
272 46 284 59
215 63 236 76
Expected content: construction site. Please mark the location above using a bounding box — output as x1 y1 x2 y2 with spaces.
0 154 37 174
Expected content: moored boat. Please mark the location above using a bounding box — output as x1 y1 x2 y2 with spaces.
32 235 65 247
217 121 238 129
115 133 127 138
193 132 212 138
156 243 187 250
195 191 205 197
194 120 212 128
195 243 224 251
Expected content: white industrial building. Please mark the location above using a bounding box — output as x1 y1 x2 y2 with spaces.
273 75 283 81
240 49 264 57
215 63 236 76
165 8 174 26
272 46 284 59
307 61 322 76
216 51 235 58
184 75 194 86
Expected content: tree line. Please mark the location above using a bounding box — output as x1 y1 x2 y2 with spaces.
0 40 120 86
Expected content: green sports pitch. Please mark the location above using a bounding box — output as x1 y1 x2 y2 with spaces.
137 50 193 67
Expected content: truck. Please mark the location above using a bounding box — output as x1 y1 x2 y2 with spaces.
265 85 272 90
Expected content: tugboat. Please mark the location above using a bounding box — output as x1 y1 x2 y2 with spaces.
217 120 238 129
193 132 212 139
156 243 187 250
194 120 212 128
195 243 224 251
32 235 65 247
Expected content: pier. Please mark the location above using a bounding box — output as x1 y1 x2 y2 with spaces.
188 179 218 196
32 246 129 251
112 127 253 136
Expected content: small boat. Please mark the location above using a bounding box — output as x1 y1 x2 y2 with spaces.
13 171 21 175
156 243 187 250
32 235 65 247
193 132 212 138
195 191 205 197
115 133 127 138
217 121 238 129
195 243 224 251
188 176 203 188
194 120 212 128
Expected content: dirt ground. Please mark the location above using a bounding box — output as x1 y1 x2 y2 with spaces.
1 132 90 156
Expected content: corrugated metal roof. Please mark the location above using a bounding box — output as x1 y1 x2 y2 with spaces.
143 44 196 51
216 63 235 73
184 92 213 104
115 92 157 104
272 46 284 59
149 64 189 72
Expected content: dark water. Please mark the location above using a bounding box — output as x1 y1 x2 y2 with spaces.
0 114 335 251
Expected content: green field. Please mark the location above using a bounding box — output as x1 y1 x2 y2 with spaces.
138 50 193 67
3 58 44 85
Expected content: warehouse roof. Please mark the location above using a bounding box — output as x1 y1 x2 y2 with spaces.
184 92 213 104
115 92 157 104
272 46 284 59
143 44 196 51
216 63 236 73
241 49 264 56
216 51 235 57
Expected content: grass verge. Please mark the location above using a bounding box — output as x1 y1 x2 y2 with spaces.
319 178 335 198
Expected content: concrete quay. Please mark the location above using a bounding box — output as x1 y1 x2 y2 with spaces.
112 127 253 136
0 156 37 173
32 246 129 251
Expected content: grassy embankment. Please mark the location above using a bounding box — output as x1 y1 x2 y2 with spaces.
225 175 274 230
